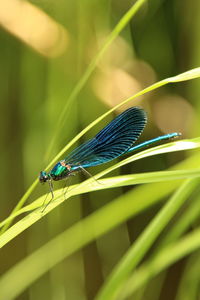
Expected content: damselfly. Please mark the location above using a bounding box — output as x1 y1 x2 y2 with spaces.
39 107 180 198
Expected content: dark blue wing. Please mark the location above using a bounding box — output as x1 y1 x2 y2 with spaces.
65 107 147 169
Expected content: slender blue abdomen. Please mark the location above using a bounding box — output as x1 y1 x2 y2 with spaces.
126 132 181 154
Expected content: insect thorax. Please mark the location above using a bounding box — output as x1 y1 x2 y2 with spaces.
50 161 72 181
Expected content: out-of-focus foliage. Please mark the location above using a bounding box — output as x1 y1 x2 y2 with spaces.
0 1 200 300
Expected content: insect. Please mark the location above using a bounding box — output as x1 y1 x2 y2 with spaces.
39 107 180 199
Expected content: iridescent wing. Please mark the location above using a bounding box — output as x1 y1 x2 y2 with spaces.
64 107 147 169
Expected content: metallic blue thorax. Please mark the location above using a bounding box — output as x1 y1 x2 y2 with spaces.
50 161 70 181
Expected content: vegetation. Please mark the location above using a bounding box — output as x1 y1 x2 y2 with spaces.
0 1 200 299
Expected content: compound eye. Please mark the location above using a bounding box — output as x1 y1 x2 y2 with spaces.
39 171 48 183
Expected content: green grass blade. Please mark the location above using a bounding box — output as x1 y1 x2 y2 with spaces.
45 0 149 160
168 67 200 82
0 178 198 300
118 227 200 299
175 252 200 300
1 151 200 299
1 168 200 231
2 68 200 235
94 138 200 180
0 137 200 245
158 193 200 248
46 72 200 172
0 180 38 234
95 178 199 300
0 138 200 246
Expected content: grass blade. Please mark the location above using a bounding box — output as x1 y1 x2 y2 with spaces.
95 179 199 300
118 226 200 299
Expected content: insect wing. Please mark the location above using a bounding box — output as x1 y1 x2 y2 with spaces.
65 107 147 169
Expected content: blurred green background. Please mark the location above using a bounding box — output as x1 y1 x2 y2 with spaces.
0 0 200 299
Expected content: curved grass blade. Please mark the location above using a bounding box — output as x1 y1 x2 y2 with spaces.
117 227 200 299
175 252 200 300
2 68 200 234
1 138 200 248
0 178 199 300
1 152 200 299
157 193 200 249
1 167 200 231
45 0 149 160
95 179 199 300
47 67 200 171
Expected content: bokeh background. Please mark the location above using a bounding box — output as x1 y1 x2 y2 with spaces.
0 0 200 299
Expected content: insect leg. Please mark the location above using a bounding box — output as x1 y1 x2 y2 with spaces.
41 192 49 210
41 180 54 212
78 166 103 185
